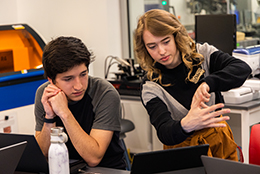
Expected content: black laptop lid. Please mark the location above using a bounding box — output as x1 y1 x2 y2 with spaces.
201 155 260 174
131 144 209 174
0 133 49 173
0 141 27 174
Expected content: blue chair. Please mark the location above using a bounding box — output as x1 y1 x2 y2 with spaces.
120 119 135 171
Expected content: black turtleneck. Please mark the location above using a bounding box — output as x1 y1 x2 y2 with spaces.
140 43 252 146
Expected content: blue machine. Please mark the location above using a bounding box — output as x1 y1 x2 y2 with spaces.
0 70 47 111
0 24 47 111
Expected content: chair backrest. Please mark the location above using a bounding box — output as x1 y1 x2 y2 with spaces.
120 119 135 139
249 124 260 165
120 119 135 171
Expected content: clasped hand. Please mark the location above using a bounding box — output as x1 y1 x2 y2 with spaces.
41 83 69 119
181 82 230 133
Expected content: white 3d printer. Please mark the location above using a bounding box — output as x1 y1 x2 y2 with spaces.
221 46 260 104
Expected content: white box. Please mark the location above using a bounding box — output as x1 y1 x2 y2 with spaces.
222 87 253 104
232 52 260 75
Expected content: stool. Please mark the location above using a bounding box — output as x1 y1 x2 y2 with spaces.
120 119 135 171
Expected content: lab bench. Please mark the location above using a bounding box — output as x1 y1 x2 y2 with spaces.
224 99 260 163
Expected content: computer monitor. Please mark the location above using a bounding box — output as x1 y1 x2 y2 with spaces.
195 14 237 55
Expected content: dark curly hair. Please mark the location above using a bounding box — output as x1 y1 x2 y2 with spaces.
42 36 92 83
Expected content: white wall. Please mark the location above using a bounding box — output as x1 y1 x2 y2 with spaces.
0 0 18 24
128 0 145 58
0 0 123 78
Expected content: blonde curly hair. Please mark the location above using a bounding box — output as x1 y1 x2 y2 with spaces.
134 9 204 86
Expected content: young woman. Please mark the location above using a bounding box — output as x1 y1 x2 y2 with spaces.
134 9 251 160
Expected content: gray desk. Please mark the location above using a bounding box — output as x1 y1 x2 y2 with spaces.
14 167 130 174
79 167 130 174
82 166 205 174
225 99 260 163
14 167 206 174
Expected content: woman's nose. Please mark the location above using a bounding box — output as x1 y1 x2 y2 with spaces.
158 45 166 55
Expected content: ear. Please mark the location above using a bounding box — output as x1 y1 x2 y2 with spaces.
47 77 54 84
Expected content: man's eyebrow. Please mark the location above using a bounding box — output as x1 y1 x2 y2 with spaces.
62 75 73 79
81 69 88 73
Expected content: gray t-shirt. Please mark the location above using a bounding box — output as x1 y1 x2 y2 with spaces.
34 76 125 169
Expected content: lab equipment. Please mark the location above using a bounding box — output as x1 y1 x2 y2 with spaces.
221 86 254 104
0 115 15 133
186 0 237 14
0 24 47 112
233 46 260 76
221 46 260 104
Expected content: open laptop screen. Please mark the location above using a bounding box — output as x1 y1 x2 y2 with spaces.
0 133 49 173
0 141 27 174
201 155 260 174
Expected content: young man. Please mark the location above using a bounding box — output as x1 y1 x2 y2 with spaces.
34 36 126 169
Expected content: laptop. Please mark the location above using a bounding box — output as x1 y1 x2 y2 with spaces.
130 144 209 174
0 133 86 174
201 155 260 174
0 133 49 173
0 141 27 174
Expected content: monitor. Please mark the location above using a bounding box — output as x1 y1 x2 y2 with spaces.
195 14 237 55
